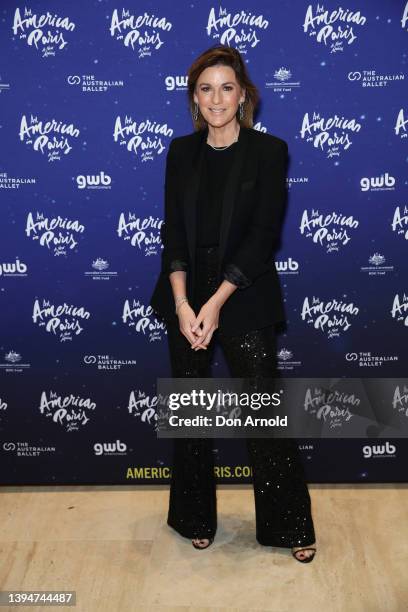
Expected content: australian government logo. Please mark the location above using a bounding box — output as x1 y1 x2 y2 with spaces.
301 295 359 338
277 348 302 371
84 258 118 281
0 351 31 373
303 4 366 53
360 253 394 276
12 7 76 57
265 66 301 92
109 9 172 58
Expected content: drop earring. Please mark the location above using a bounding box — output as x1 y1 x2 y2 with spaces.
239 102 245 121
192 102 199 121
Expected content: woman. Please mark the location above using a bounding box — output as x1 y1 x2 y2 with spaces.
150 45 317 562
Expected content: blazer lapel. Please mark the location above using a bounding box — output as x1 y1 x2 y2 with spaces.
182 125 250 280
217 126 249 276
182 127 207 271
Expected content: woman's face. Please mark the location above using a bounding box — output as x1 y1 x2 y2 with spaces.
193 64 245 129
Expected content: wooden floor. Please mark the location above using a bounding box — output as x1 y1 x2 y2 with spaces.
0 484 407 612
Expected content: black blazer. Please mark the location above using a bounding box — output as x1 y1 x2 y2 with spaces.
149 125 289 334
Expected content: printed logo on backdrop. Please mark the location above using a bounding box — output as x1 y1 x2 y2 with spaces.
391 206 408 240
0 351 31 373
287 176 309 189
206 7 269 52
67 75 124 93
39 391 96 432
360 172 395 192
391 293 408 326
265 67 301 92
84 258 118 281
0 258 28 277
395 108 408 137
12 7 76 57
19 114 80 161
304 386 357 429
94 440 127 456
83 354 136 370
301 295 359 338
122 299 167 341
345 352 398 367
113 117 172 161
301 112 361 158
393 385 408 417
109 9 172 58
33 299 91 342
300 209 358 252
26 212 85 257
165 75 188 91
402 2 408 31
360 253 394 276
1 441 56 457
0 75 11 93
0 398 8 422
277 348 302 371
76 172 112 190
0 172 36 189
251 121 268 134
276 258 299 275
303 5 366 53
127 389 167 432
348 70 404 88
362 442 396 459
117 213 162 255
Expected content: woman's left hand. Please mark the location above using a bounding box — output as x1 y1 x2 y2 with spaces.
190 296 221 350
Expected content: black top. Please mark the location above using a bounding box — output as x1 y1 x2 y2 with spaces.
196 141 238 247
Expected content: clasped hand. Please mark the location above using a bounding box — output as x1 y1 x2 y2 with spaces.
177 297 220 350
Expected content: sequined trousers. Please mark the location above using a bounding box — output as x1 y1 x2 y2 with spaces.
165 246 316 548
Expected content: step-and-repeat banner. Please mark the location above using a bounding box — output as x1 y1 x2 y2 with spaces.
1 1 407 485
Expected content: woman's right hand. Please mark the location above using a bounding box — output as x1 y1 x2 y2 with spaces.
177 302 207 350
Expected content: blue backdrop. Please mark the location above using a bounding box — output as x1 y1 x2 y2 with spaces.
1 0 407 484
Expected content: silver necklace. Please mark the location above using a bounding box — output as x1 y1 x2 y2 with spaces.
206 128 240 150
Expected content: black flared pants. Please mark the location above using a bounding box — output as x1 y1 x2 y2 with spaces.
165 246 316 547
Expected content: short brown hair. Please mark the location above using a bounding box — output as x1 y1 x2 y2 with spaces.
187 45 259 131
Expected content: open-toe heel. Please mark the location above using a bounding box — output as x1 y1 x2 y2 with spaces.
291 546 317 563
191 537 214 550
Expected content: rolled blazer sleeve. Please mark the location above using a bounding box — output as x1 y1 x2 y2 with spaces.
222 139 289 288
160 140 189 275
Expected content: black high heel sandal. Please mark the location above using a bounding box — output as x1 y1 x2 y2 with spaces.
191 537 214 550
291 546 317 563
